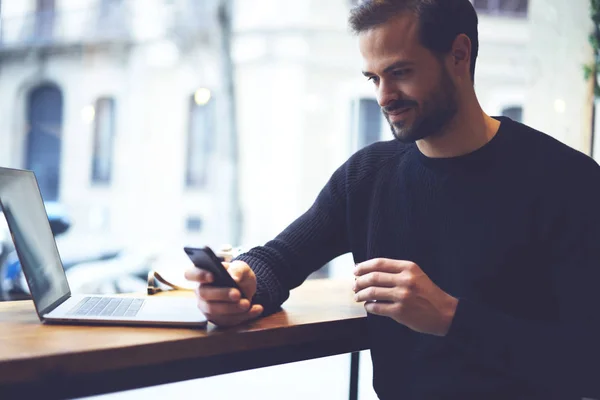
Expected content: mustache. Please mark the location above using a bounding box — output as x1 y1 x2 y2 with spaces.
383 100 418 114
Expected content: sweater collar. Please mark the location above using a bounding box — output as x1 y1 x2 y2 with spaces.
411 116 511 172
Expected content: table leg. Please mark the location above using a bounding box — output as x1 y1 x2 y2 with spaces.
349 351 360 400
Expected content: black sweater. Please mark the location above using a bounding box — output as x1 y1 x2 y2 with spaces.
236 117 600 400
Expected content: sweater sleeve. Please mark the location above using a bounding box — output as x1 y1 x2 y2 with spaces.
234 162 352 315
444 158 600 399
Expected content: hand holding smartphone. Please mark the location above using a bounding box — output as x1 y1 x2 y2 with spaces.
183 246 243 293
184 246 264 326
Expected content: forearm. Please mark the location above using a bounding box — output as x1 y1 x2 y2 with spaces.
234 185 351 313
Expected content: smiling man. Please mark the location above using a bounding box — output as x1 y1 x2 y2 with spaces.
185 1 600 399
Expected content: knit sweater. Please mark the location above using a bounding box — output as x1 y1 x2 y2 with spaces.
236 117 600 400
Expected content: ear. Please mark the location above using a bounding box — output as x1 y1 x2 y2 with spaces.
450 34 472 78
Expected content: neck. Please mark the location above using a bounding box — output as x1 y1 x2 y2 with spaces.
415 95 501 159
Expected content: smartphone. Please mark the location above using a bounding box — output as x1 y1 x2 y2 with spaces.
183 246 242 292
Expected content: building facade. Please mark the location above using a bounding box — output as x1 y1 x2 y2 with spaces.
0 0 235 253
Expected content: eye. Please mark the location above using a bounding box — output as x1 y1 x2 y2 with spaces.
392 69 411 78
367 75 380 84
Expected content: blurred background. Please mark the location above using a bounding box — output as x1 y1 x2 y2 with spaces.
0 0 597 398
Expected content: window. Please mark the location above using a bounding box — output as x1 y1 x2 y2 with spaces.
26 84 63 201
354 98 382 149
186 92 215 188
502 106 523 123
100 0 122 15
91 97 116 184
473 0 528 17
35 0 55 41
97 0 126 37
185 216 203 232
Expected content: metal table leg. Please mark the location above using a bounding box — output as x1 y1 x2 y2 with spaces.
349 351 360 400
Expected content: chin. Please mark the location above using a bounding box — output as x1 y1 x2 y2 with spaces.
392 125 424 143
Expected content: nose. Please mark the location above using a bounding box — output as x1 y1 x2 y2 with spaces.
376 79 400 109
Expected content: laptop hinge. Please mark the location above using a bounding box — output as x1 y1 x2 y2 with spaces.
39 292 72 319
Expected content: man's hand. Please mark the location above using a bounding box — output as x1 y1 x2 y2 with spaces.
353 258 458 336
184 260 264 327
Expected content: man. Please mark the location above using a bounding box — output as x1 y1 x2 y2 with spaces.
185 1 600 399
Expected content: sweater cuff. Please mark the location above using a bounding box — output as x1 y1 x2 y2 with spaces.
444 298 511 371
445 297 478 345
234 253 289 316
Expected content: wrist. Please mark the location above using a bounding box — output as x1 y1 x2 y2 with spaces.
439 295 459 336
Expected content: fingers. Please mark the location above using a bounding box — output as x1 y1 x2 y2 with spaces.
196 284 243 315
354 286 407 303
188 259 262 327
363 300 396 318
184 268 213 284
354 258 414 277
197 298 252 316
198 285 241 302
204 304 265 328
353 271 398 293
184 263 230 283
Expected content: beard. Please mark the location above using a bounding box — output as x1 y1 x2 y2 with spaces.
383 66 458 144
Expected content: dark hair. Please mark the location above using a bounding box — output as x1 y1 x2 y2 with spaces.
349 0 479 82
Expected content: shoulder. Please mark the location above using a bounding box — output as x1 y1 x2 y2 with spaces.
320 140 410 203
502 117 600 178
501 118 600 196
341 140 411 187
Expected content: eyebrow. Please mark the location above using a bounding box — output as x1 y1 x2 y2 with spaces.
362 60 415 77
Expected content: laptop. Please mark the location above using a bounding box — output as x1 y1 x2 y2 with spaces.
0 167 207 327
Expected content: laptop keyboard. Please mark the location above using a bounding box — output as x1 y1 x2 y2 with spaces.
68 297 145 318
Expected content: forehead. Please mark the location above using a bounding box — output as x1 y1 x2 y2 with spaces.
358 13 425 70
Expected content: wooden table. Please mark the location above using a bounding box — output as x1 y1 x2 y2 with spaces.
0 279 369 399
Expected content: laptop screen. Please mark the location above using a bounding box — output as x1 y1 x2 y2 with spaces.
0 168 70 314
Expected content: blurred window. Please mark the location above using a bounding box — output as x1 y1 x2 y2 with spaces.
26 84 63 202
35 0 55 41
473 0 528 17
502 106 523 123
186 93 216 188
92 98 116 185
186 216 203 232
97 0 126 37
354 98 382 149
100 0 123 15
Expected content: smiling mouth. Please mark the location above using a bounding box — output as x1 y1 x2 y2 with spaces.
387 107 413 118
389 107 412 115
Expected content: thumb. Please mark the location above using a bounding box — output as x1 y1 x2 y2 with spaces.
228 261 251 282
227 261 256 298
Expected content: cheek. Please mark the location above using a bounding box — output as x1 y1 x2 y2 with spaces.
398 78 429 103
412 81 443 109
